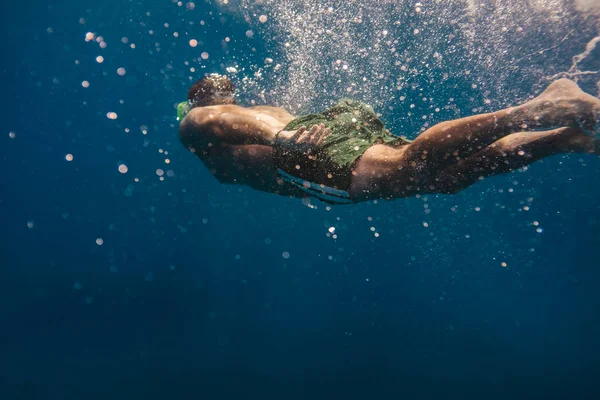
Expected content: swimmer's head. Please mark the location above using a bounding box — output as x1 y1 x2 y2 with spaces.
187 74 236 107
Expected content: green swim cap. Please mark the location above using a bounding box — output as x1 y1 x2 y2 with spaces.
177 101 191 121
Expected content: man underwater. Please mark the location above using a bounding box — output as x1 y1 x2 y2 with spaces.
178 74 600 205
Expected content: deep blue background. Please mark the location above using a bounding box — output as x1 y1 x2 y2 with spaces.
2 1 600 399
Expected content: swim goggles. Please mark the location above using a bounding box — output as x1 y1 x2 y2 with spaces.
176 101 191 121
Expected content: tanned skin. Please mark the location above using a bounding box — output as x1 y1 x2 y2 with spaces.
179 79 600 203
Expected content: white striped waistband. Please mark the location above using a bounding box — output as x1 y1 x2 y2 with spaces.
277 168 353 205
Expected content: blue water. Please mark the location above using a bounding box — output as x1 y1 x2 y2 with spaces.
2 1 600 399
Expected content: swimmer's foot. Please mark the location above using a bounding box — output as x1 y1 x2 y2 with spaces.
523 78 600 135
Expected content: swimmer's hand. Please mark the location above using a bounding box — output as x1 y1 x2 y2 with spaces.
276 124 330 156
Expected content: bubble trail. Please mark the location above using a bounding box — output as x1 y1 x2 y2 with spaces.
546 35 600 85
217 0 600 114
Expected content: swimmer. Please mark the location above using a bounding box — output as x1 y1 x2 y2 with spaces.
178 74 600 204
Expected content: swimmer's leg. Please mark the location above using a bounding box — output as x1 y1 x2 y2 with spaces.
403 79 600 176
432 126 600 194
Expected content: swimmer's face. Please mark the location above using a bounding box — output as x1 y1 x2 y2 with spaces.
187 74 236 107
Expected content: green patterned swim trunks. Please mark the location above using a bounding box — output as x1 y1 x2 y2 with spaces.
273 99 411 202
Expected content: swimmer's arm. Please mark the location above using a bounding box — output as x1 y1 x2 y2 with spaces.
179 107 276 148
209 143 277 185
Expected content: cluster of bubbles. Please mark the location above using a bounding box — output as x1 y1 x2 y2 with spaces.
218 0 600 114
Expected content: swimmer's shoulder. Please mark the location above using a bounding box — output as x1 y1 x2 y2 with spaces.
180 104 253 145
180 104 248 129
